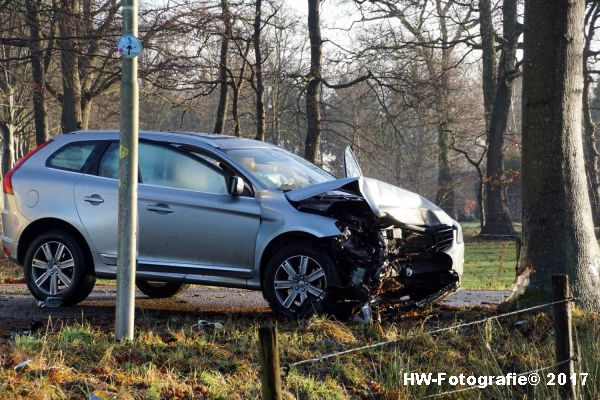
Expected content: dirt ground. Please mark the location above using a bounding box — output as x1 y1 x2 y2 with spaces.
0 283 510 336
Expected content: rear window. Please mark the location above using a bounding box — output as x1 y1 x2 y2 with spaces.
47 142 97 172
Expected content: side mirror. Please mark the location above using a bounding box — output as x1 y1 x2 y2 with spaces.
228 176 244 196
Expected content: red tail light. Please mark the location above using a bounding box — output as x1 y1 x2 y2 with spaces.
3 140 53 195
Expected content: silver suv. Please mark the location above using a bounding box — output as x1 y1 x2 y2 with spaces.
2 131 464 318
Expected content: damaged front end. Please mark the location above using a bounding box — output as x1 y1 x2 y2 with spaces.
286 177 463 320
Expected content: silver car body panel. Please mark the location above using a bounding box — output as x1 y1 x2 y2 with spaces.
246 189 342 289
1 136 90 258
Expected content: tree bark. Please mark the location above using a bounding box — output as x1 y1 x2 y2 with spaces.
515 0 600 309
434 50 456 218
477 0 496 230
436 120 456 217
481 0 517 236
0 71 15 175
213 0 231 134
253 0 266 142
81 96 92 130
582 2 600 225
0 124 15 176
479 0 497 130
477 175 485 231
24 0 49 144
58 0 83 133
582 73 600 224
273 87 281 145
227 39 251 138
230 77 242 137
304 0 322 163
0 41 27 171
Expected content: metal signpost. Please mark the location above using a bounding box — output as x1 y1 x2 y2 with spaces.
115 0 141 340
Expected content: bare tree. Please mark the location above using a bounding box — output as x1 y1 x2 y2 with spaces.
480 0 519 236
225 36 252 136
0 4 36 172
0 45 31 175
355 0 477 218
304 0 322 163
582 1 600 224
262 7 305 147
479 0 496 132
57 0 83 132
24 0 50 144
253 0 266 141
40 0 122 132
515 0 600 309
214 0 232 134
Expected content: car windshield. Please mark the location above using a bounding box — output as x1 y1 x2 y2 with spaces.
224 147 335 191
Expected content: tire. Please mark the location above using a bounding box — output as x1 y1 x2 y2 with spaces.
135 280 189 298
263 243 339 318
23 230 96 305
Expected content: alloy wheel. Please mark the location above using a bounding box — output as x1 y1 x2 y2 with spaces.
273 255 327 309
30 241 75 295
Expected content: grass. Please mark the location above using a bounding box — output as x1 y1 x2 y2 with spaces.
2 221 598 399
460 221 520 290
462 239 516 290
1 308 598 399
0 254 24 284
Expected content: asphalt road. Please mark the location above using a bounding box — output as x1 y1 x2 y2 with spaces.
0 283 511 331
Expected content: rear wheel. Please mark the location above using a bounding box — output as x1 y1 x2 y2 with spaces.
24 230 96 305
135 280 189 298
263 244 339 318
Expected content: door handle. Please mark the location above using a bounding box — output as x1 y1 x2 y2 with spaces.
83 195 104 205
146 204 174 214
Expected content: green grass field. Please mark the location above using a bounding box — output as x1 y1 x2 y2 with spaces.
460 221 519 290
462 239 516 290
1 304 598 399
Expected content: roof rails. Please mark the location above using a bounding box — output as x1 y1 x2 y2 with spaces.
155 130 238 140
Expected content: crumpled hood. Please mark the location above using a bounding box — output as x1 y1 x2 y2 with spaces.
285 177 454 226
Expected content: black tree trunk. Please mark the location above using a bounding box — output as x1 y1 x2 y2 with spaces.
304 0 322 163
515 0 600 309
25 0 49 144
253 0 266 142
481 0 518 236
213 0 231 134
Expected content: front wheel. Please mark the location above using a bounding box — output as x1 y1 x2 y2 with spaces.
23 230 96 305
135 280 189 298
263 244 339 318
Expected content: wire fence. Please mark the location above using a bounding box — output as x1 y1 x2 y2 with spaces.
256 280 578 400
283 297 575 372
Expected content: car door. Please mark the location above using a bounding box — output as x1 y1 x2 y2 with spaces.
73 142 120 265
130 141 261 278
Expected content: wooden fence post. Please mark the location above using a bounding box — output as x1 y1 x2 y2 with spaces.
552 274 576 400
258 320 282 400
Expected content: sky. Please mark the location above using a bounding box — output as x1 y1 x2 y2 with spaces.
284 0 366 50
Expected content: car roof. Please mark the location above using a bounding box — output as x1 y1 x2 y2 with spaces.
64 130 278 150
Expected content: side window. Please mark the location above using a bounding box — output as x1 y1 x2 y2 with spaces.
139 142 228 194
98 142 119 179
47 142 96 172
